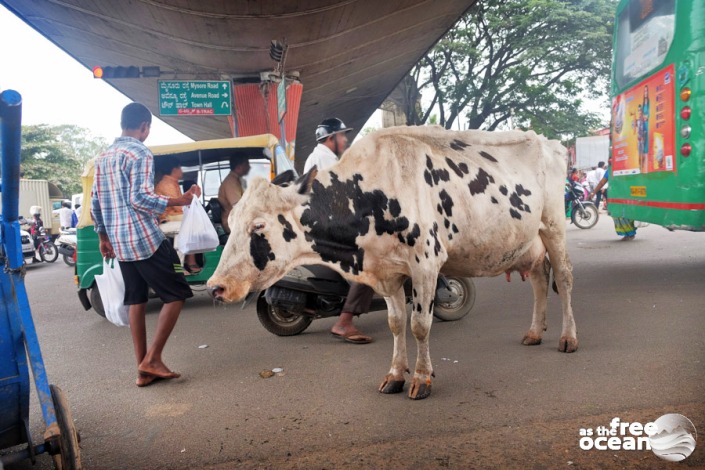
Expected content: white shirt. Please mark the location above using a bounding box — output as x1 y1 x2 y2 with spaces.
585 170 599 188
303 143 339 173
53 207 73 228
594 167 606 182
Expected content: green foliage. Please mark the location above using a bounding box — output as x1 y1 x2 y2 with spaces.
409 0 617 141
21 124 108 196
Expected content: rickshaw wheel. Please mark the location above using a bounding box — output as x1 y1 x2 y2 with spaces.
89 285 106 318
50 384 82 470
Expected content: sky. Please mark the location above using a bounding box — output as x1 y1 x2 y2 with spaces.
0 5 382 148
0 5 192 145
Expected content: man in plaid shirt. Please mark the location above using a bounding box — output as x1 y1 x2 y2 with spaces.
92 102 201 387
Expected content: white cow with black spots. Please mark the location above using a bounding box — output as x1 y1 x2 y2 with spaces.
208 126 577 400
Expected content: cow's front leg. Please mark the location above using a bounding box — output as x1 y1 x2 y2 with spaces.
379 287 408 394
408 274 437 400
522 257 550 346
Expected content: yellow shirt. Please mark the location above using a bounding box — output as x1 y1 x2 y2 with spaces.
155 174 183 222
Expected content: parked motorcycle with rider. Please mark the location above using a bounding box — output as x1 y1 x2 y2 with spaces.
257 264 476 336
565 179 599 229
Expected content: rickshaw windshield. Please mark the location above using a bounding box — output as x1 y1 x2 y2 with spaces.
77 133 289 229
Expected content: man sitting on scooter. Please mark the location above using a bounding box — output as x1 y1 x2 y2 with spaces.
303 118 373 344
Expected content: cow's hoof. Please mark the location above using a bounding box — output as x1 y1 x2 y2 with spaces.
408 378 432 400
559 336 578 353
379 379 405 394
522 333 542 346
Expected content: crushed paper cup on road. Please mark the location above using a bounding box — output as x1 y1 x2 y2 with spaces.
272 367 283 373
198 344 208 349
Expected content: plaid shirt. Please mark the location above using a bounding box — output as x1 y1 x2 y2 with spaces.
91 137 168 261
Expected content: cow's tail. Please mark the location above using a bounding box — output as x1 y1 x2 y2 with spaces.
544 256 559 295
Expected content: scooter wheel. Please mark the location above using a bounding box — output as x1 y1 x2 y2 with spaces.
63 253 76 266
256 292 312 336
433 277 476 321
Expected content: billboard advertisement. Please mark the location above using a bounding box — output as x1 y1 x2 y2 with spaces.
611 64 675 176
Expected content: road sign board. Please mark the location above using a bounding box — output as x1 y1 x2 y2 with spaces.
158 80 232 116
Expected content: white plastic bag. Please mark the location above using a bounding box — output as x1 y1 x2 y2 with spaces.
94 258 130 327
176 195 219 254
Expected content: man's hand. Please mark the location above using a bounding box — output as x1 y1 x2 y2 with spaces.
98 233 115 258
167 184 202 207
184 184 202 199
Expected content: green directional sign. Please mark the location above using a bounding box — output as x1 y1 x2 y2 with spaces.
158 80 232 116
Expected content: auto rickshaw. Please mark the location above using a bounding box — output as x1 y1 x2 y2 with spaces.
75 134 294 317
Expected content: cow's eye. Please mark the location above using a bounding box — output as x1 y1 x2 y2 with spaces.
252 222 266 233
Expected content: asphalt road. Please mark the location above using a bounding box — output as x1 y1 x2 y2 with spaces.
5 213 705 469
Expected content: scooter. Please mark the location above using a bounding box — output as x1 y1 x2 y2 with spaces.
256 264 476 336
565 180 599 229
56 228 77 266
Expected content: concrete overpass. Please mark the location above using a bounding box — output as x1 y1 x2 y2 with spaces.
1 0 475 165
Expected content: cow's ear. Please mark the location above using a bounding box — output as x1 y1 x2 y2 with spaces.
296 166 317 195
271 169 296 186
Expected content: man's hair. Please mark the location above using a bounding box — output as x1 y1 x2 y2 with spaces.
229 155 249 170
155 158 181 177
121 102 152 130
598 161 605 168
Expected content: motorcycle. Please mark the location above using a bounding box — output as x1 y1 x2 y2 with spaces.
256 264 476 336
19 216 59 263
56 228 77 266
565 180 599 229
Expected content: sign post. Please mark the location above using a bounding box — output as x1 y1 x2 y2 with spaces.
277 80 287 122
158 80 232 116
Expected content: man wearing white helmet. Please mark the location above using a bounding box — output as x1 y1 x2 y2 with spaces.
302 118 373 344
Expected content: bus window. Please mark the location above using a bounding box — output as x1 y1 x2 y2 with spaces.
614 0 675 88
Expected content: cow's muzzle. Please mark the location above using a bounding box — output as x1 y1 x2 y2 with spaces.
207 285 225 302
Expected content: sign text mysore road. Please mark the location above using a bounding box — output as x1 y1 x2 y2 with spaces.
159 80 232 116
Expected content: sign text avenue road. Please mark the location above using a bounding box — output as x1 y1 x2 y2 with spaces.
159 80 232 116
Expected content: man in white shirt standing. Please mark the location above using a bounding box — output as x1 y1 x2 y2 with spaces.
53 200 73 230
302 118 373 344
593 161 606 209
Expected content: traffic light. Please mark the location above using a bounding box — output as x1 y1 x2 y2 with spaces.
269 40 284 62
92 65 161 79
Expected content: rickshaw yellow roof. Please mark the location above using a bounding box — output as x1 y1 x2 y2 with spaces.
149 134 280 157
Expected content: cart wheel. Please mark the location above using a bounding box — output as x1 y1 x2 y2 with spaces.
50 384 82 470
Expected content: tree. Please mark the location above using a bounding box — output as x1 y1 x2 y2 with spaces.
405 0 616 141
21 124 108 196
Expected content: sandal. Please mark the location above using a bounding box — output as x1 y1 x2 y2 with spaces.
184 263 202 275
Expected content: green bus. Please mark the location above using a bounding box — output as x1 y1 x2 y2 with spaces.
609 0 705 230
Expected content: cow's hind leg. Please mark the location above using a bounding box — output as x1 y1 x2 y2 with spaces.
379 287 408 394
522 257 551 346
540 224 578 352
408 273 437 400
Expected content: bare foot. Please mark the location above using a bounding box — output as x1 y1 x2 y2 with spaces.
136 372 157 387
138 361 181 379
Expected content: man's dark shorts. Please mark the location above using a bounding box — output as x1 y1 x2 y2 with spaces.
119 240 193 305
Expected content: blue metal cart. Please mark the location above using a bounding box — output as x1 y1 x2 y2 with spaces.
0 89 81 468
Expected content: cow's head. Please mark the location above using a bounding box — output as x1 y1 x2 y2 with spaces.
207 168 317 302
